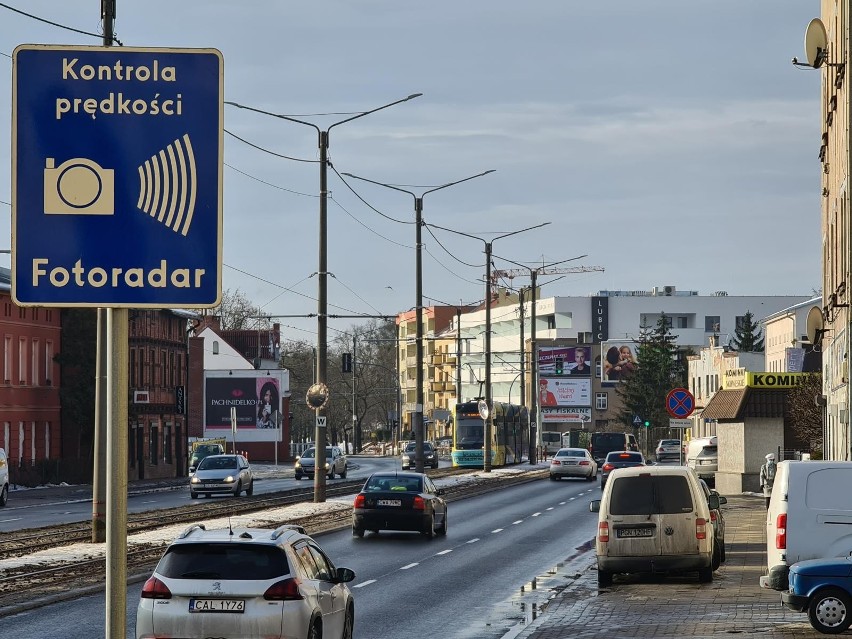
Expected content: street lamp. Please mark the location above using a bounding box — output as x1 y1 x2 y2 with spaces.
341 169 495 472
428 222 551 471
225 94 421 501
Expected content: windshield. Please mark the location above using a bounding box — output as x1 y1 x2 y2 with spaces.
198 456 237 470
301 447 334 459
456 417 484 449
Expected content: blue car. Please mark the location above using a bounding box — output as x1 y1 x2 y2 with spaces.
782 555 852 634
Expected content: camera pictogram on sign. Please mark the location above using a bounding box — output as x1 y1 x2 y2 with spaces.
44 157 115 215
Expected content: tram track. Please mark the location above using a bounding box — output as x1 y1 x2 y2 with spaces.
0 467 546 615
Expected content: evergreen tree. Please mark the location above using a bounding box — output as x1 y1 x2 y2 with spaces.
617 313 687 437
730 310 764 352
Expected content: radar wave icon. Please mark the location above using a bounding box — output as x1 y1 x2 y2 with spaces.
137 134 197 236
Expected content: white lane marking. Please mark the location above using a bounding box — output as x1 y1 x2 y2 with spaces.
546 507 554 511
569 497 576 501
559 501 567 505
466 538 480 544
436 549 453 555
532 512 541 517
400 563 419 570
353 580 376 588
492 528 503 533
512 520 523 525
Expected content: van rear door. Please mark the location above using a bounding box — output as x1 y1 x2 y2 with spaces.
605 474 700 558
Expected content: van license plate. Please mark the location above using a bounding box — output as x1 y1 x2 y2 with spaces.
617 527 654 538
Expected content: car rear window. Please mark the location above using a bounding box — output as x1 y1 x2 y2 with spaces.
608 475 694 515
606 452 643 463
556 449 583 457
697 446 717 458
158 543 289 580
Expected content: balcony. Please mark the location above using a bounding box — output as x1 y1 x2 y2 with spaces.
430 381 455 392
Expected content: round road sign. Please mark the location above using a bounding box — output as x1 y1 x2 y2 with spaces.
666 387 695 418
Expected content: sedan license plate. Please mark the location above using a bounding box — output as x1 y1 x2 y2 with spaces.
616 527 654 538
190 599 245 613
377 499 401 507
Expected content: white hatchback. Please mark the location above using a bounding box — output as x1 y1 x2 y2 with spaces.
136 523 356 639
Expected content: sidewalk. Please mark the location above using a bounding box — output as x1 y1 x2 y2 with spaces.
511 493 821 639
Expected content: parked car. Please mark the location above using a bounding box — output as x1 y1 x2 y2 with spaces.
135 523 356 639
0 448 8 507
589 431 639 466
685 436 718 483
189 454 253 498
401 441 439 469
352 471 447 538
590 465 717 587
654 439 681 463
762 461 852 592
187 440 226 475
600 451 645 489
699 478 727 569
781 555 852 634
294 445 348 480
549 447 598 481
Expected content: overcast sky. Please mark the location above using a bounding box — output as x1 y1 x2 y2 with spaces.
0 1 822 343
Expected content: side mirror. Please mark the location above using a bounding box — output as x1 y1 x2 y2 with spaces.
708 494 720 510
590 500 601 513
718 495 727 505
436 488 446 496
335 567 356 583
188 466 196 474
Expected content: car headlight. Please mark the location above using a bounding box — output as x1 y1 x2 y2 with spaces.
191 476 200 484
402 455 410 463
324 462 330 469
224 475 235 483
295 461 301 468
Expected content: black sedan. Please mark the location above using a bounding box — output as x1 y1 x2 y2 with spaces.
600 451 645 490
352 471 447 538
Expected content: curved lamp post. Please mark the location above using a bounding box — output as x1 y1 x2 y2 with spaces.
428 222 551 471
341 170 495 472
225 94 421 501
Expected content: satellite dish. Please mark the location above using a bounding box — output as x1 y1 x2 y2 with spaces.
804 18 828 68
806 305 825 345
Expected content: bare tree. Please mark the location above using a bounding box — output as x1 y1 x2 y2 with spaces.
210 289 272 330
787 373 824 455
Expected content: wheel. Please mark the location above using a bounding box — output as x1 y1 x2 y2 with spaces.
437 509 448 536
808 587 852 634
307 619 321 639
233 481 242 497
295 475 303 481
423 514 435 539
245 480 254 496
586 473 595 482
597 569 612 588
190 491 198 499
720 543 726 563
433 461 439 469
328 469 335 480
341 603 354 639
340 465 347 479
698 566 713 583
711 542 721 571
550 474 558 481
0 484 8 506
352 526 364 538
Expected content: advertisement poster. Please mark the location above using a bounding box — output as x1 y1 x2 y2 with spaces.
600 341 639 383
204 370 288 442
538 377 591 407
541 407 592 423
538 345 592 376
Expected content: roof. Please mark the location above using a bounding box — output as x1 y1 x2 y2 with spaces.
701 389 747 420
701 388 786 420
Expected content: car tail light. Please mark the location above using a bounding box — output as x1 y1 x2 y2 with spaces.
579 460 589 466
598 521 609 543
710 510 718 523
776 513 787 549
602 463 614 472
354 494 365 508
140 576 172 599
264 577 304 601
551 460 561 465
413 495 426 510
695 517 707 540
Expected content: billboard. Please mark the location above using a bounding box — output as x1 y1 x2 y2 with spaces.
601 341 639 383
541 407 592 423
204 370 288 442
538 345 592 376
537 377 591 407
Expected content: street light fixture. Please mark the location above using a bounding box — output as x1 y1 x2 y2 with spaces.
428 221 551 471
341 170 495 472
225 94 421 501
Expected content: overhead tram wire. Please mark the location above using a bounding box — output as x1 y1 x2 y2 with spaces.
0 1 123 44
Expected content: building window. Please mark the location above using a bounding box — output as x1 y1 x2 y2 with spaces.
18 337 27 384
149 422 158 465
705 316 720 332
4 336 11 383
31 339 39 386
735 315 746 330
164 422 172 464
44 422 50 459
595 392 608 410
677 316 688 329
595 356 602 380
130 349 136 387
45 340 53 385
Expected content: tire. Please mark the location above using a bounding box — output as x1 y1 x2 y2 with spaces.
190 490 198 499
698 566 713 583
341 603 355 639
808 587 852 634
328 469 335 480
720 543 726 563
586 473 595 482
340 465 347 479
597 569 612 588
0 484 8 507
307 619 321 639
245 480 254 496
295 475 303 481
550 474 558 481
423 514 435 539
437 509 448 536
711 542 721 571
233 481 242 497
352 526 364 538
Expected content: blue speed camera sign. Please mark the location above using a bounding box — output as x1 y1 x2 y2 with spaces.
12 45 223 307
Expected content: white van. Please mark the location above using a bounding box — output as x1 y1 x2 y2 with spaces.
589 465 717 587
760 460 852 591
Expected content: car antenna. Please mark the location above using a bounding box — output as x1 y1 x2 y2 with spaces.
228 516 234 536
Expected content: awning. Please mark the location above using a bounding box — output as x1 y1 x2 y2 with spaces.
700 389 747 420
701 387 787 421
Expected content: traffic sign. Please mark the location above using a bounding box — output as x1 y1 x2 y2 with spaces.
12 45 223 307
669 418 692 429
632 415 642 427
666 387 695 418
316 416 327 429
